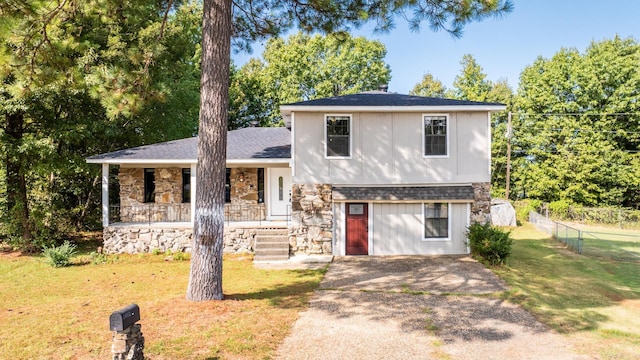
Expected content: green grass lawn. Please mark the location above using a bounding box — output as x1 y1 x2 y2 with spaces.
493 224 640 359
2 225 639 359
0 251 325 359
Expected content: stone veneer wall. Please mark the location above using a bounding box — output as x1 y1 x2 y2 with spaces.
226 168 265 221
289 184 333 255
102 225 263 254
471 182 491 224
118 167 190 222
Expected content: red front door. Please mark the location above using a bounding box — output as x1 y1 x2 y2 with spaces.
346 203 368 255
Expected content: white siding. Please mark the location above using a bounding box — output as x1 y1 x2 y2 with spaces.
333 202 345 256
293 112 490 185
371 202 469 255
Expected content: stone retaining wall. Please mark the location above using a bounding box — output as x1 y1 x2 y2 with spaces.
102 224 278 254
289 184 333 255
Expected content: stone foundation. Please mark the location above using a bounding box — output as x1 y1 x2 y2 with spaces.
289 184 333 255
102 224 282 254
103 225 193 254
471 182 491 224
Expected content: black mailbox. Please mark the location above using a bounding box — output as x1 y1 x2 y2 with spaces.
109 304 140 331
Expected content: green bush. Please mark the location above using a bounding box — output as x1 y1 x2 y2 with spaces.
548 200 572 219
43 241 77 267
514 199 542 224
466 223 513 266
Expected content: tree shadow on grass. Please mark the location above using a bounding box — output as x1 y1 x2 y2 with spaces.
224 269 326 309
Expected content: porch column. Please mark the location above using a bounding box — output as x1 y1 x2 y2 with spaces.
102 163 109 227
190 163 197 224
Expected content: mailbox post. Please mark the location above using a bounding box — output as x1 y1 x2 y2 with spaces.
110 304 144 360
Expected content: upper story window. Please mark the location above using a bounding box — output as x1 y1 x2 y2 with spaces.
423 114 448 157
143 168 155 203
325 115 351 158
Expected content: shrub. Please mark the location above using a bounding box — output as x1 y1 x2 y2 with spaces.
89 251 109 265
466 223 513 266
43 241 77 267
548 200 572 220
514 199 542 224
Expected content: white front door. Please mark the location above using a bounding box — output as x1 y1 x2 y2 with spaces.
268 168 292 219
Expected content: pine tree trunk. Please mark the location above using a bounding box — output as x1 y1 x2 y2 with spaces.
5 111 31 242
186 0 232 301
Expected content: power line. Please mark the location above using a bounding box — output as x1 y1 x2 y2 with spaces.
509 112 640 117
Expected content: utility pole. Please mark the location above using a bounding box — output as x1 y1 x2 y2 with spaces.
505 112 512 200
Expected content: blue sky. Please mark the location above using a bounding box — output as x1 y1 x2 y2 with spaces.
232 0 640 94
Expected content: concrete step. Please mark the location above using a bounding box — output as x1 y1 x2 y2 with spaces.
254 229 289 262
254 254 290 262
254 228 288 236
256 241 289 250
255 247 288 256
256 235 288 243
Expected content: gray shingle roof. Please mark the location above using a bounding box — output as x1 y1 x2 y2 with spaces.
332 186 475 201
284 91 504 107
86 127 291 163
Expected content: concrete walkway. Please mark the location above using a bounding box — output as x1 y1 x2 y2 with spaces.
276 256 592 360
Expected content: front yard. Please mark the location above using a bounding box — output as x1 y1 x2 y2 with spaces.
0 250 325 359
1 224 639 359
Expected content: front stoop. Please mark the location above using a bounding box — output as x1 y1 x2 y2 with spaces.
253 229 290 262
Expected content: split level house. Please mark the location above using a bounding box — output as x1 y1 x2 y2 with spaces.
87 91 505 259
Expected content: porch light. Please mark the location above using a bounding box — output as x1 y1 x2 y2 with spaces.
238 171 245 182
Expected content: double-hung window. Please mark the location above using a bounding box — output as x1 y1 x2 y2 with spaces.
423 114 448 157
424 203 449 239
325 115 351 158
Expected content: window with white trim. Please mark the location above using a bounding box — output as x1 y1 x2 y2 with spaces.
423 114 448 156
326 115 351 157
424 203 449 239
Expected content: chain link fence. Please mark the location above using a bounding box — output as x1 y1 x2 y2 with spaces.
539 204 640 229
530 211 640 262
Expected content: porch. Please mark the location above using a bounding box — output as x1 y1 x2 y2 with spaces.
101 202 291 254
108 203 290 225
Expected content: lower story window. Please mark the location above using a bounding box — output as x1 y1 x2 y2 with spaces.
424 203 449 238
182 168 191 203
143 168 155 203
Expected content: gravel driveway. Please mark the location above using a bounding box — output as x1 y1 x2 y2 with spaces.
276 256 592 360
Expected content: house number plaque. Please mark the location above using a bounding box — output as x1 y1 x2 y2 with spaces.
349 204 364 215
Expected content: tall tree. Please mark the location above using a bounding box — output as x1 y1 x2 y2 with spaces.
447 54 513 197
228 59 272 129
513 37 640 207
410 73 447 97
0 1 202 246
450 54 493 101
188 0 513 300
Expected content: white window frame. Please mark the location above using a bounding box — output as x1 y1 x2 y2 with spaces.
324 114 353 159
422 113 450 158
422 202 452 241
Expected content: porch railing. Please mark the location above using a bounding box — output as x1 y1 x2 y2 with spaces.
108 203 291 226
109 204 191 224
